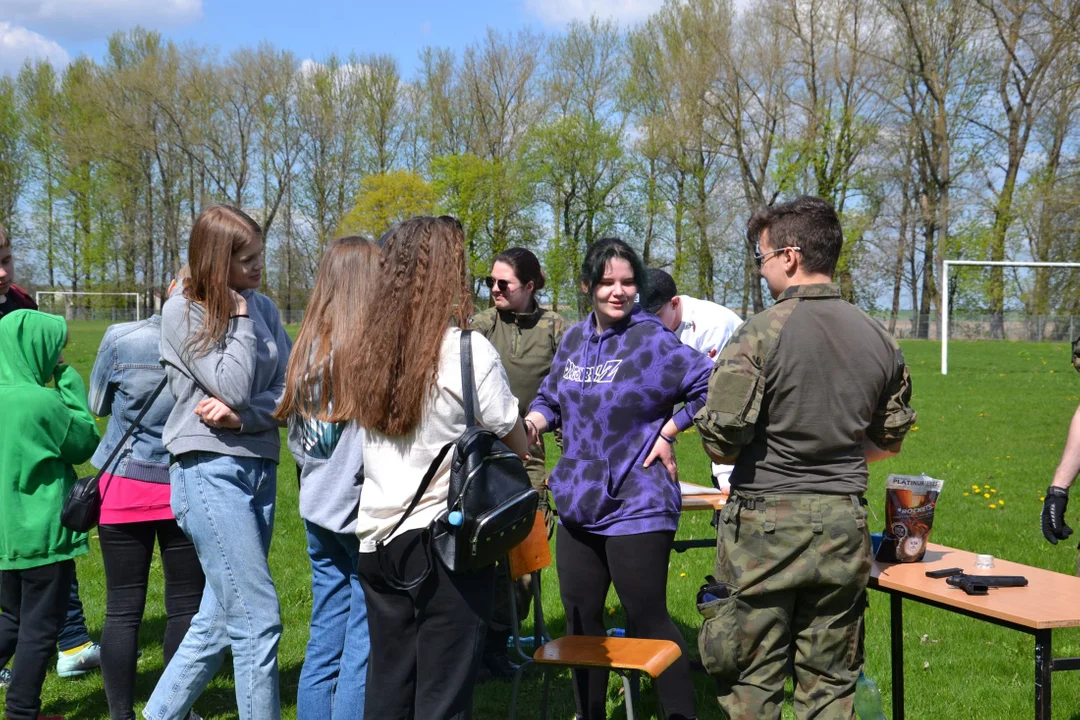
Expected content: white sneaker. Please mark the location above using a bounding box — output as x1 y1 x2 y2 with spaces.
57 641 101 678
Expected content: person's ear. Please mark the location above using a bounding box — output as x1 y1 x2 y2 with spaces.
671 296 681 311
784 247 799 274
580 281 590 296
525 280 535 296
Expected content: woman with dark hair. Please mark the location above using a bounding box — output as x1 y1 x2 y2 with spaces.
277 237 379 719
352 216 529 719
144 205 292 720
470 247 565 676
523 238 712 720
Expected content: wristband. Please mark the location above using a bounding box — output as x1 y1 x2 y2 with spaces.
660 432 677 444
524 418 539 436
230 314 250 319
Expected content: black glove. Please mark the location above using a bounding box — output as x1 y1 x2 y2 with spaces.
1042 486 1073 545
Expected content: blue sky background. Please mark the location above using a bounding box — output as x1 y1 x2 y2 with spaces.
0 0 672 77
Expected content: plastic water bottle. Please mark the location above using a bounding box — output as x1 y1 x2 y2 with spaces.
606 628 627 638
854 672 886 720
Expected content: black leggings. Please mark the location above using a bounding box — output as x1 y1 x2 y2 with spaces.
98 521 205 720
556 526 696 720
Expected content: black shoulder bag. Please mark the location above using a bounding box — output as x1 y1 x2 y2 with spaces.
61 377 169 533
376 330 539 590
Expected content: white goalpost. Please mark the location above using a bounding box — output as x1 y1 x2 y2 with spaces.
35 291 142 322
941 260 1080 375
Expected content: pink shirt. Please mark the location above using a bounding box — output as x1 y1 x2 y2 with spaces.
99 472 175 525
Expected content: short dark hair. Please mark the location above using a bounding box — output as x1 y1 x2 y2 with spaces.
494 247 545 294
746 196 843 276
580 238 647 298
641 268 677 313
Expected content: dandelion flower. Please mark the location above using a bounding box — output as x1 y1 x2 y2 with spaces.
984 493 991 499
963 492 970 496
679 573 687 578
989 504 997 509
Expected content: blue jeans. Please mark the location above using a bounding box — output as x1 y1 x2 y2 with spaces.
143 453 281 720
297 521 369 720
57 573 92 652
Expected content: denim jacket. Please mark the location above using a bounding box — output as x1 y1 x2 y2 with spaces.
89 315 176 483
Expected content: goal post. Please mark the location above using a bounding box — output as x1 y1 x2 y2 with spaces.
941 260 1080 375
35 291 142 323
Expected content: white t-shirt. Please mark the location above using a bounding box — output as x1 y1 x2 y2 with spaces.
674 296 742 488
676 295 743 360
356 328 520 553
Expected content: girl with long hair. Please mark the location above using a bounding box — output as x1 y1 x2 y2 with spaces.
144 205 292 720
353 216 529 720
524 238 713 720
276 237 378 719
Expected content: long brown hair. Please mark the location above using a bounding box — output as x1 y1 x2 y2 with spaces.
357 216 473 435
275 236 379 421
183 205 261 355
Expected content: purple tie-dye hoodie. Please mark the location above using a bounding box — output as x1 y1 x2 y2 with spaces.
530 305 714 535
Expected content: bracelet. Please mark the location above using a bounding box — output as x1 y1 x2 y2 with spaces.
230 313 250 319
524 418 539 436
659 432 677 444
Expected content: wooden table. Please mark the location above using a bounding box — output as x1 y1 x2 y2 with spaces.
673 484 727 553
871 543 1080 719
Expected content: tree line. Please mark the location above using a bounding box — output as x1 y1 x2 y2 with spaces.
1 0 1078 333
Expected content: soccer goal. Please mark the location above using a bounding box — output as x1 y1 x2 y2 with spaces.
35 291 142 323
941 260 1080 375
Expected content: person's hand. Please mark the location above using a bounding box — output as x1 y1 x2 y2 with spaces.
1042 486 1073 545
195 397 242 429
229 289 248 317
644 434 678 481
523 412 546 446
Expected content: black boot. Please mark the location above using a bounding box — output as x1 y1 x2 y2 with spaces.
478 630 519 682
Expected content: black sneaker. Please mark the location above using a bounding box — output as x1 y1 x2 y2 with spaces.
479 650 520 682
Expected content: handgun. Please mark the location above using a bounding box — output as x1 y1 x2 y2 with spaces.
945 573 1028 596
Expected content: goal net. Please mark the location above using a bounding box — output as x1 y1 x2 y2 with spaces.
35 291 142 323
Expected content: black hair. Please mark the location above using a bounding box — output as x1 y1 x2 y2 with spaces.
580 238 647 298
746 195 843 276
494 247 545 294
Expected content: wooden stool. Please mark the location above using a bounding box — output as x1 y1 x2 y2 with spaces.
531 635 682 720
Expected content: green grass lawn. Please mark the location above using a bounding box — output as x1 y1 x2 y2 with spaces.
20 321 1080 718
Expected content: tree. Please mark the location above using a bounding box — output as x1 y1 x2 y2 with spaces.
338 170 435 238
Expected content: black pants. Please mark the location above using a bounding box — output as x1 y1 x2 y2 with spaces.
0 559 75 720
356 529 495 720
556 526 696 720
99 521 205 720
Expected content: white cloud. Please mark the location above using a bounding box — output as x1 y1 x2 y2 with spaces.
524 0 664 26
0 0 202 41
0 22 68 76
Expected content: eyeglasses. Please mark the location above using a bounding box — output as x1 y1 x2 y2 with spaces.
753 246 801 269
485 276 518 294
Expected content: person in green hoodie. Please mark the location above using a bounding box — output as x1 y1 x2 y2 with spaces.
0 309 100 720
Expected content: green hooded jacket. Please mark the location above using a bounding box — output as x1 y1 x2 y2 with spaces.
0 310 98 570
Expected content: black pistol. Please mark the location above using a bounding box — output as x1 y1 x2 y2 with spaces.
945 573 1028 596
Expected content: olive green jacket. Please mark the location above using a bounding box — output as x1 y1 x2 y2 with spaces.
471 304 566 417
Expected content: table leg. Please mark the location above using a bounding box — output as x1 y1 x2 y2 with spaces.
1035 629 1052 720
891 594 905 720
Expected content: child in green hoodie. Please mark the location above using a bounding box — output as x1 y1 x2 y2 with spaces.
0 309 100 720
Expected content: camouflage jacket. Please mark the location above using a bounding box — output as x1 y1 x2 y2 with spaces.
471 304 566 417
694 283 916 495
1073 335 1080 373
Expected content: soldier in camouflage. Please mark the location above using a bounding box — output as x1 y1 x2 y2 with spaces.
694 196 915 719
471 247 565 679
1073 335 1080 373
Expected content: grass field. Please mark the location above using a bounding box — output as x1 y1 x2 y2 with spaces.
17 321 1080 718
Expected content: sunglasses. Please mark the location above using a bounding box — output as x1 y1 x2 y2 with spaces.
753 245 801 269
484 276 518 294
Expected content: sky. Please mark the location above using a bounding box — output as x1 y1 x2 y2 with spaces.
0 0 676 77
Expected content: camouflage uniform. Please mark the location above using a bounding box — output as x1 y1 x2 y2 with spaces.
471 303 566 639
694 283 915 720
1072 335 1080 372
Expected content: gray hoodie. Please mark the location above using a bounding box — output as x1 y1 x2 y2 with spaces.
159 290 292 460
288 415 364 535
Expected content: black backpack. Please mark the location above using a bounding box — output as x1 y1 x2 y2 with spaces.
376 330 539 589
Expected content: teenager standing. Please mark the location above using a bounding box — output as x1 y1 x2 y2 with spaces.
144 205 291 720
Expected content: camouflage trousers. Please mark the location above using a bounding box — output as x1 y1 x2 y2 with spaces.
491 435 554 635
698 492 871 720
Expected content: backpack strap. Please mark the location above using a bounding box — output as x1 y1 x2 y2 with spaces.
96 376 169 500
460 329 476 428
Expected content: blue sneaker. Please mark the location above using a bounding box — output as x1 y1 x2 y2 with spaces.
0 666 10 688
57 641 101 678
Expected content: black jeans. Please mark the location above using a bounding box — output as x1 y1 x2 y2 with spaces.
556 526 696 720
0 559 75 720
356 529 495 720
99 521 205 720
